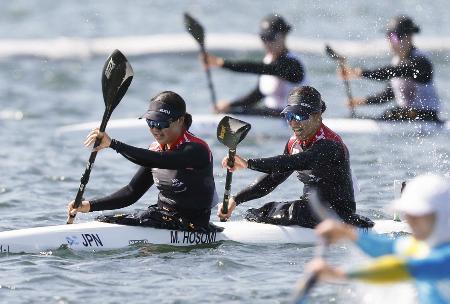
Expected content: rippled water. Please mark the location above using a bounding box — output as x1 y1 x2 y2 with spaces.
0 1 449 304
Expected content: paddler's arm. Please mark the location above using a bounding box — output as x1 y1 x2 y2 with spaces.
67 167 154 216
311 246 450 284
228 85 264 108
339 66 395 107
217 169 292 220
218 143 292 220
222 56 304 83
360 57 432 83
245 140 338 174
233 142 293 204
346 248 450 283
109 141 210 170
365 85 395 105
316 220 396 257
215 85 264 113
307 221 401 283
234 171 293 205
89 167 154 211
306 256 411 284
341 57 431 82
203 52 304 82
84 128 210 170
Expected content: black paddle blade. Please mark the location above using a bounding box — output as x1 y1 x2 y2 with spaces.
325 44 345 62
101 49 134 115
184 13 205 47
217 116 251 150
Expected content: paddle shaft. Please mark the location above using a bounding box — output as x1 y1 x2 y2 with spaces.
338 61 356 118
326 45 356 118
221 149 235 221
68 109 110 224
293 191 336 303
294 243 326 304
200 45 217 106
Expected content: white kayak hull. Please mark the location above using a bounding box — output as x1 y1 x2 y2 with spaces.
0 220 409 254
56 114 450 138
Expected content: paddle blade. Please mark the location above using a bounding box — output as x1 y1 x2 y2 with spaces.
101 49 134 115
217 116 251 149
325 44 345 62
184 13 205 47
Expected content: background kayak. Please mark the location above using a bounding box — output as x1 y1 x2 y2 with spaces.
1 1 449 303
56 115 450 138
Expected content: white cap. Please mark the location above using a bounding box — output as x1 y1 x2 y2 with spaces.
392 174 450 216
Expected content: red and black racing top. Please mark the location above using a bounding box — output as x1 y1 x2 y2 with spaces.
89 130 218 213
234 123 356 218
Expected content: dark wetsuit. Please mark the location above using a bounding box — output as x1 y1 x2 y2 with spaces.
90 130 218 228
234 123 371 228
361 47 441 121
222 50 307 117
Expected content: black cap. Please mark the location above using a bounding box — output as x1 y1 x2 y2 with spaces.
386 15 420 37
259 14 291 41
281 86 326 116
139 91 186 121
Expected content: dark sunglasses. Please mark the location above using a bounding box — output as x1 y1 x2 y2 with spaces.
146 119 172 130
387 32 400 44
284 111 310 122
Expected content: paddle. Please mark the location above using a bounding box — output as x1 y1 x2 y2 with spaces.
325 45 356 118
293 191 340 304
217 116 251 222
67 49 134 224
393 180 407 221
184 12 217 107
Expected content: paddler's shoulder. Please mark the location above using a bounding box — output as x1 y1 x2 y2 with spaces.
394 236 430 258
176 131 212 157
321 123 343 139
183 131 210 148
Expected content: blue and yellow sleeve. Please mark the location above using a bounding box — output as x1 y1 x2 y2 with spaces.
346 244 450 283
408 245 450 280
355 229 396 257
346 255 411 283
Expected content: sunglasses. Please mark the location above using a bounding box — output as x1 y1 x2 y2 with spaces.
146 119 172 130
284 112 310 122
387 32 400 44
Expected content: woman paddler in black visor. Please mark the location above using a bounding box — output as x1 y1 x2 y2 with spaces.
68 91 218 230
218 86 372 228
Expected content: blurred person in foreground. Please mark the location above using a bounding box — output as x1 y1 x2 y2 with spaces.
307 173 450 304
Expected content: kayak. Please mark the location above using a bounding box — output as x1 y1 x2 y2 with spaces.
1 33 449 59
0 219 409 254
56 114 450 138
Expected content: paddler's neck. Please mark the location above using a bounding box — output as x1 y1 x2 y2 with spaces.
268 47 288 60
398 37 414 60
304 120 323 142
163 129 185 150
